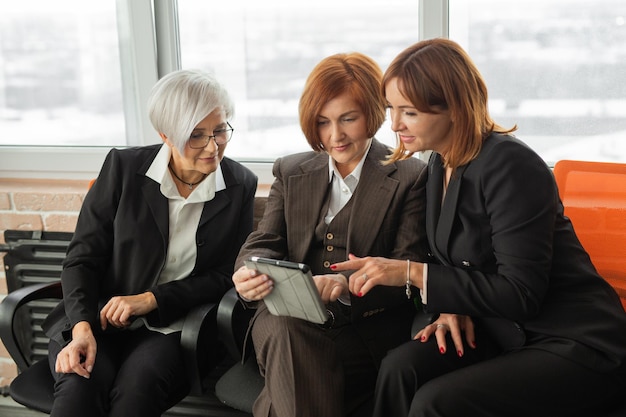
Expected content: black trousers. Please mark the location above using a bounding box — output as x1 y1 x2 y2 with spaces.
48 327 189 417
373 335 626 417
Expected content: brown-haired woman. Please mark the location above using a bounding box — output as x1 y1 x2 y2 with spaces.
333 38 626 417
231 52 428 417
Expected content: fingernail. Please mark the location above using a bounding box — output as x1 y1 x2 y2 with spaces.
421 336 426 342
471 340 476 348
439 346 445 354
358 292 363 297
87 365 93 373
330 265 337 270
457 350 463 358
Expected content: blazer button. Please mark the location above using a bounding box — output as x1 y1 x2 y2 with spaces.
323 261 331 268
326 233 334 240
327 245 334 252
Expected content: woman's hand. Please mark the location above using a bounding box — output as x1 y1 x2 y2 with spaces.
232 265 274 301
332 254 420 297
55 321 97 378
313 274 349 304
99 292 157 330
414 313 476 357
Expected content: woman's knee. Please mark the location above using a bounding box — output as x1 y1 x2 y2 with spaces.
380 341 425 374
407 379 463 417
51 373 109 416
251 311 314 348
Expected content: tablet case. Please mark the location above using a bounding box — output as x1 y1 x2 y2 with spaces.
245 257 329 324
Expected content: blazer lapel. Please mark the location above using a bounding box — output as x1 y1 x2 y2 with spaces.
426 154 444 258
198 162 237 227
198 192 232 227
287 154 329 262
431 155 468 265
141 178 169 246
348 140 398 255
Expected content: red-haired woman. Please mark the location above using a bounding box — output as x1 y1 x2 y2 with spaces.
232 52 429 417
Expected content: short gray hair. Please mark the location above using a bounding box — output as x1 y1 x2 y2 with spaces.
147 69 234 154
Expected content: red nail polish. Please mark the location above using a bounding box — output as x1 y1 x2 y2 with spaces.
457 350 463 357
439 346 445 354
358 292 363 297
471 341 476 348
421 336 426 341
330 265 337 270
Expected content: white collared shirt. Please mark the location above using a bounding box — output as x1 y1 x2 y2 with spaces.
139 144 225 333
324 139 372 224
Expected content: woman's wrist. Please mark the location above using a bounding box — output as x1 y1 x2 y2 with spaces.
72 321 93 338
142 291 158 311
406 260 423 290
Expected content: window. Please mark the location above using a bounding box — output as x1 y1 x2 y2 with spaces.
0 0 425 180
178 0 419 161
0 0 125 147
450 0 626 164
4 1 621 180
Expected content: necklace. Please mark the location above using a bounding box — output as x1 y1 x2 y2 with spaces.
168 165 207 190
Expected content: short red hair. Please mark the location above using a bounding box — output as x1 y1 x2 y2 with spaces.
299 52 386 151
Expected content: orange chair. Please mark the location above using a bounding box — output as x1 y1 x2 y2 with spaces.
553 160 626 310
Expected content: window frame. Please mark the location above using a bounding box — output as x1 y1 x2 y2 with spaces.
0 0 443 182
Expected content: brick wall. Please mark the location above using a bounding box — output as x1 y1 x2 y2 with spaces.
0 178 90 388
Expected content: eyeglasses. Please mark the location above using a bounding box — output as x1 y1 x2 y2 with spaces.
187 122 234 148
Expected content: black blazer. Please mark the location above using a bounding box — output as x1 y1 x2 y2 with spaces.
424 133 626 373
43 144 258 345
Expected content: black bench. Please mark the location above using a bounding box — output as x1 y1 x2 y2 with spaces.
0 229 250 416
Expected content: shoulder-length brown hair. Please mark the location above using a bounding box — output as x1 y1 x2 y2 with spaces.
299 52 386 151
383 38 515 168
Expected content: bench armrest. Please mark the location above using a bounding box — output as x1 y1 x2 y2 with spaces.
216 287 256 361
180 301 221 396
0 282 63 371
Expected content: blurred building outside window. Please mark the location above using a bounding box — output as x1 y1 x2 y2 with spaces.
1 0 624 180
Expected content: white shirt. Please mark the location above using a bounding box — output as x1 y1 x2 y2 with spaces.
324 139 372 224
136 144 225 333
421 264 428 305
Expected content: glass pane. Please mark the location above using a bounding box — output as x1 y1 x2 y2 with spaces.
0 0 125 147
178 0 419 160
450 0 626 163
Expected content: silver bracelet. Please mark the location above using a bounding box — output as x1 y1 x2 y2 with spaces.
405 259 412 299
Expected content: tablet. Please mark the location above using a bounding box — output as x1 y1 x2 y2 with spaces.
245 256 329 324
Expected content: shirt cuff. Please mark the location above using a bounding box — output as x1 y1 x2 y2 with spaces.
420 263 428 305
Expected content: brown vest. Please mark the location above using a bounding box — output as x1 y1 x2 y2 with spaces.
305 189 354 275
303 189 356 325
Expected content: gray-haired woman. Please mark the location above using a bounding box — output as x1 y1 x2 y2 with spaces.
43 69 257 417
